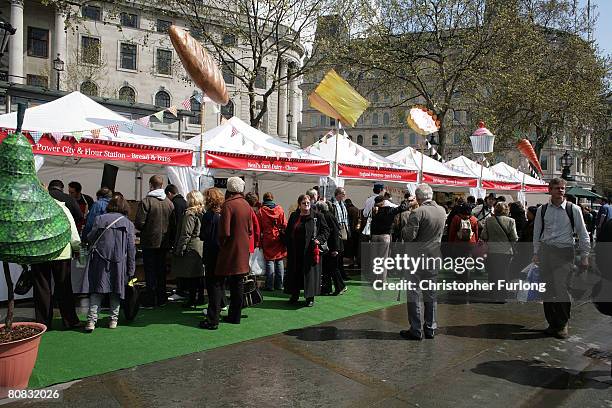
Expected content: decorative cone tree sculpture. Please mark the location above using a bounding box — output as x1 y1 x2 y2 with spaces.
0 104 70 329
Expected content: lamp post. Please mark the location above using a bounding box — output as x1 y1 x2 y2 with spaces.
53 54 64 91
286 112 293 144
0 21 16 58
560 150 574 181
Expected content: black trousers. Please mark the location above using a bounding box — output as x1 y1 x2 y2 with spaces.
540 244 574 330
143 248 168 306
322 255 346 294
207 274 244 325
31 259 79 329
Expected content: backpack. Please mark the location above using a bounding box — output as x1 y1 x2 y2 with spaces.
457 218 473 241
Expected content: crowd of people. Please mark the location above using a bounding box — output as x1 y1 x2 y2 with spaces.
26 175 612 340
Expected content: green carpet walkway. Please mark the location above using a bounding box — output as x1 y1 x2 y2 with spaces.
29 281 399 389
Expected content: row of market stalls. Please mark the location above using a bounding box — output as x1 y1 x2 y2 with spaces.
0 92 548 207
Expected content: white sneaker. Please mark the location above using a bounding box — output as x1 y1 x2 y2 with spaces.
84 321 95 333
221 306 229 312
168 293 186 301
109 320 118 329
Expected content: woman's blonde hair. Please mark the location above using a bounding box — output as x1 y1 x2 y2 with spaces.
204 187 224 213
494 202 509 216
186 190 205 214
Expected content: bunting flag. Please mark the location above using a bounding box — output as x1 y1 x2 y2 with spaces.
181 97 192 110
230 126 239 137
153 110 165 122
167 106 178 117
137 116 150 127
285 152 292 158
51 132 64 144
30 131 43 143
91 128 101 139
193 93 203 103
108 124 119 137
424 138 443 162
308 69 370 127
72 131 83 142
125 121 134 132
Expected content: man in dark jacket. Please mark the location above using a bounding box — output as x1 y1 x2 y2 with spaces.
135 175 174 308
200 177 252 330
165 184 187 245
48 179 83 225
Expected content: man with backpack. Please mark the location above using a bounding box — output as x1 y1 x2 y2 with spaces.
472 193 497 233
533 177 590 339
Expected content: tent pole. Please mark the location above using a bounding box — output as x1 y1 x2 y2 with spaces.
333 120 340 178
199 101 206 168
419 137 425 183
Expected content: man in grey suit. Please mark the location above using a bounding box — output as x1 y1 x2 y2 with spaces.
400 184 447 340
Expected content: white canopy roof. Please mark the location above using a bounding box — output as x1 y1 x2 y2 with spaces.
491 162 548 189
445 156 522 190
187 116 322 160
387 147 475 178
305 132 405 168
0 91 194 151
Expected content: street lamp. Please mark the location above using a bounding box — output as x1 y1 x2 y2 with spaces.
0 20 16 58
53 54 64 91
560 150 574 181
286 112 293 144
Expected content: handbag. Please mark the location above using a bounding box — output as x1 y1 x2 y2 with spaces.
14 265 33 296
121 278 142 321
312 216 329 253
242 275 263 308
362 215 372 236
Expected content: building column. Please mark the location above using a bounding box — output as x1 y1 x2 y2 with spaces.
8 0 24 84
276 60 288 141
288 61 299 146
53 8 67 90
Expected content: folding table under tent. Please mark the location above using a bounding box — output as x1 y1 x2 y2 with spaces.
387 146 478 190
184 116 330 212
0 91 195 201
445 156 523 197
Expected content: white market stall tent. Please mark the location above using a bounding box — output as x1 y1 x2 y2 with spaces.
183 117 331 212
0 92 195 201
490 162 548 193
0 92 195 300
445 156 522 192
387 146 478 189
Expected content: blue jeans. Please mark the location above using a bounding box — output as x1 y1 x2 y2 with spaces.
88 293 120 323
407 271 437 337
265 259 284 290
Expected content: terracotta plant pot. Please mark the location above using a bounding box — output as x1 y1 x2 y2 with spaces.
0 322 46 397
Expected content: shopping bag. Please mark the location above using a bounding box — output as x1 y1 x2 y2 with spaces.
242 275 263 308
517 263 541 302
249 248 265 276
121 278 142 321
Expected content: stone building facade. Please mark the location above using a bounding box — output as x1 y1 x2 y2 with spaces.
0 0 303 144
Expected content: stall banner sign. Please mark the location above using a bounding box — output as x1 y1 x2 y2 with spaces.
523 184 549 193
205 151 330 176
482 180 523 191
0 132 194 167
337 163 418 182
422 173 478 187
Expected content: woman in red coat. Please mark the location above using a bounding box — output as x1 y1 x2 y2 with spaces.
258 192 287 291
448 204 479 282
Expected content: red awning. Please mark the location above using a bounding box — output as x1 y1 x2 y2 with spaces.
337 163 418 182
482 180 523 191
524 184 549 193
205 151 330 176
0 132 193 167
422 173 478 187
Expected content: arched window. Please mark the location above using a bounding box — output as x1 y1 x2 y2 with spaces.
80 81 98 97
382 134 389 145
221 100 234 119
383 112 389 125
398 133 405 145
372 113 379 125
357 135 363 145
372 134 379 146
155 90 170 108
118 86 135 103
